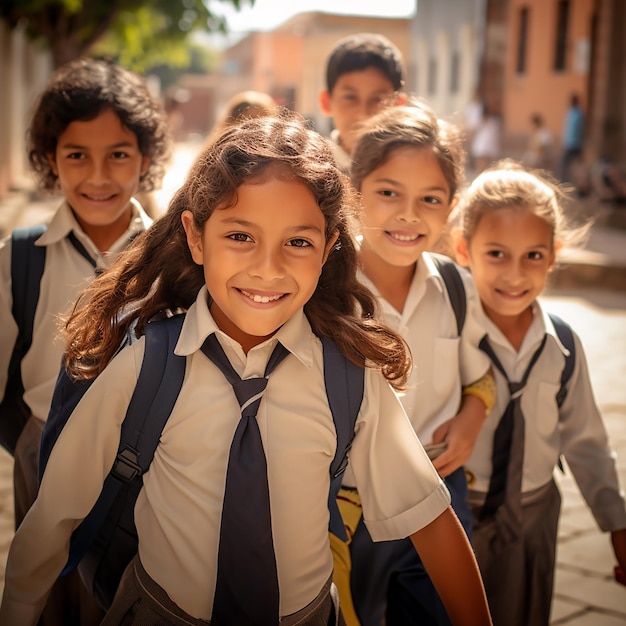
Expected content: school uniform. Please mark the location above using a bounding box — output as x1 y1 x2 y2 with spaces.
328 130 352 173
0 287 451 625
0 199 151 625
345 253 490 625
0 198 151 427
463 296 626 626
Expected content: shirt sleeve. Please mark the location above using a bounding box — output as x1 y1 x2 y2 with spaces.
560 333 626 532
348 369 450 542
0 341 144 625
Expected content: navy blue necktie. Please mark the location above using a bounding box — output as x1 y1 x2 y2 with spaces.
478 334 547 547
202 333 289 626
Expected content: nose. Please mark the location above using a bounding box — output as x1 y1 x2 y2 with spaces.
86 158 111 184
250 245 286 281
503 259 525 284
397 199 421 223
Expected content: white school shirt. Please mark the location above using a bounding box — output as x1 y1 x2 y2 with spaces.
0 288 450 624
464 297 626 532
0 199 151 422
357 253 490 443
328 129 352 173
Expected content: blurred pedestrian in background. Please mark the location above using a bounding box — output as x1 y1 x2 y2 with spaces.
559 93 585 183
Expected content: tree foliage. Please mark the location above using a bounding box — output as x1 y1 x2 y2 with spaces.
0 0 254 69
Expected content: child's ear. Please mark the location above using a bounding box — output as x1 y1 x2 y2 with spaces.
447 193 460 219
140 156 151 178
323 231 340 263
453 231 471 267
549 240 563 271
47 153 58 176
181 210 204 265
319 90 332 116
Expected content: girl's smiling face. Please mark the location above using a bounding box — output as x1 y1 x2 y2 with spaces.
182 174 337 353
48 108 149 251
456 206 556 327
358 146 456 274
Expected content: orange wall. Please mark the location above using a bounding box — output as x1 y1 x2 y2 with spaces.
504 0 594 144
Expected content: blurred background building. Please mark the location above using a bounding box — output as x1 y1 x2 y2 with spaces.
1 0 624 197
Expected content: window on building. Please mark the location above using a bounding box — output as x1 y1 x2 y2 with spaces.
516 6 529 74
450 51 460 93
428 57 437 94
554 0 570 71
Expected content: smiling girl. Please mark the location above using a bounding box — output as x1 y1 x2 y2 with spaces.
454 159 626 626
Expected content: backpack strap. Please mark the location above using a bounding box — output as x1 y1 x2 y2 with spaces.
548 313 576 407
430 253 466 335
547 312 576 474
322 336 365 541
0 225 47 454
62 315 186 574
10 224 47 346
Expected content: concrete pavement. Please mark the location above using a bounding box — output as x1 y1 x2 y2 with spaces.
0 145 625 622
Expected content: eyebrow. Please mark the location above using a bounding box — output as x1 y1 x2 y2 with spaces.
482 241 551 250
58 141 136 150
218 217 324 235
373 177 448 193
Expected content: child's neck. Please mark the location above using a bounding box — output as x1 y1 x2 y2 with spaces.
484 305 534 352
359 246 415 313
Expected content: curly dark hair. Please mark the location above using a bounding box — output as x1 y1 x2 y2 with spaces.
27 57 172 192
64 110 411 388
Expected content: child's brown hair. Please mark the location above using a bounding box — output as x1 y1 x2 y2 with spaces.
27 57 171 192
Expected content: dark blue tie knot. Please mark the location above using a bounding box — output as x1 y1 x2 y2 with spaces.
509 381 524 398
234 377 269 417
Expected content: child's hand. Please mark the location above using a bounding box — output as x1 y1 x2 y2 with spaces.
611 528 626 582
431 395 486 478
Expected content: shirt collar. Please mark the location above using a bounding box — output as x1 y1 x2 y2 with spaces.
38 198 151 254
479 298 570 359
175 288 316 370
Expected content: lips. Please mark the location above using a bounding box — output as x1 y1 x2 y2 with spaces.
82 192 117 202
239 289 285 304
496 288 529 299
386 231 423 242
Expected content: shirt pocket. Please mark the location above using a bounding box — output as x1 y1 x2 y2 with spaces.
431 336 461 397
533 381 561 439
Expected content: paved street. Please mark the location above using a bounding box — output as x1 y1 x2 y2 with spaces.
0 141 625 621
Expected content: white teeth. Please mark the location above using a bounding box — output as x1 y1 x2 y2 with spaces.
241 290 282 303
390 232 419 242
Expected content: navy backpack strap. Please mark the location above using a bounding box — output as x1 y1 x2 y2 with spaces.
10 224 47 345
548 313 576 407
63 314 186 574
322 336 365 541
0 225 47 454
548 312 576 474
430 253 466 335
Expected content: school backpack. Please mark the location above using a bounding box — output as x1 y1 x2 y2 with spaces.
0 225 47 454
1 224 100 455
39 313 365 610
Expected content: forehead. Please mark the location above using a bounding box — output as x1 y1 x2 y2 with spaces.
57 108 137 147
332 67 397 94
474 207 553 243
212 176 324 227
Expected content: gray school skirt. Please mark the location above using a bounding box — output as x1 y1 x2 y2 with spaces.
101 555 345 626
